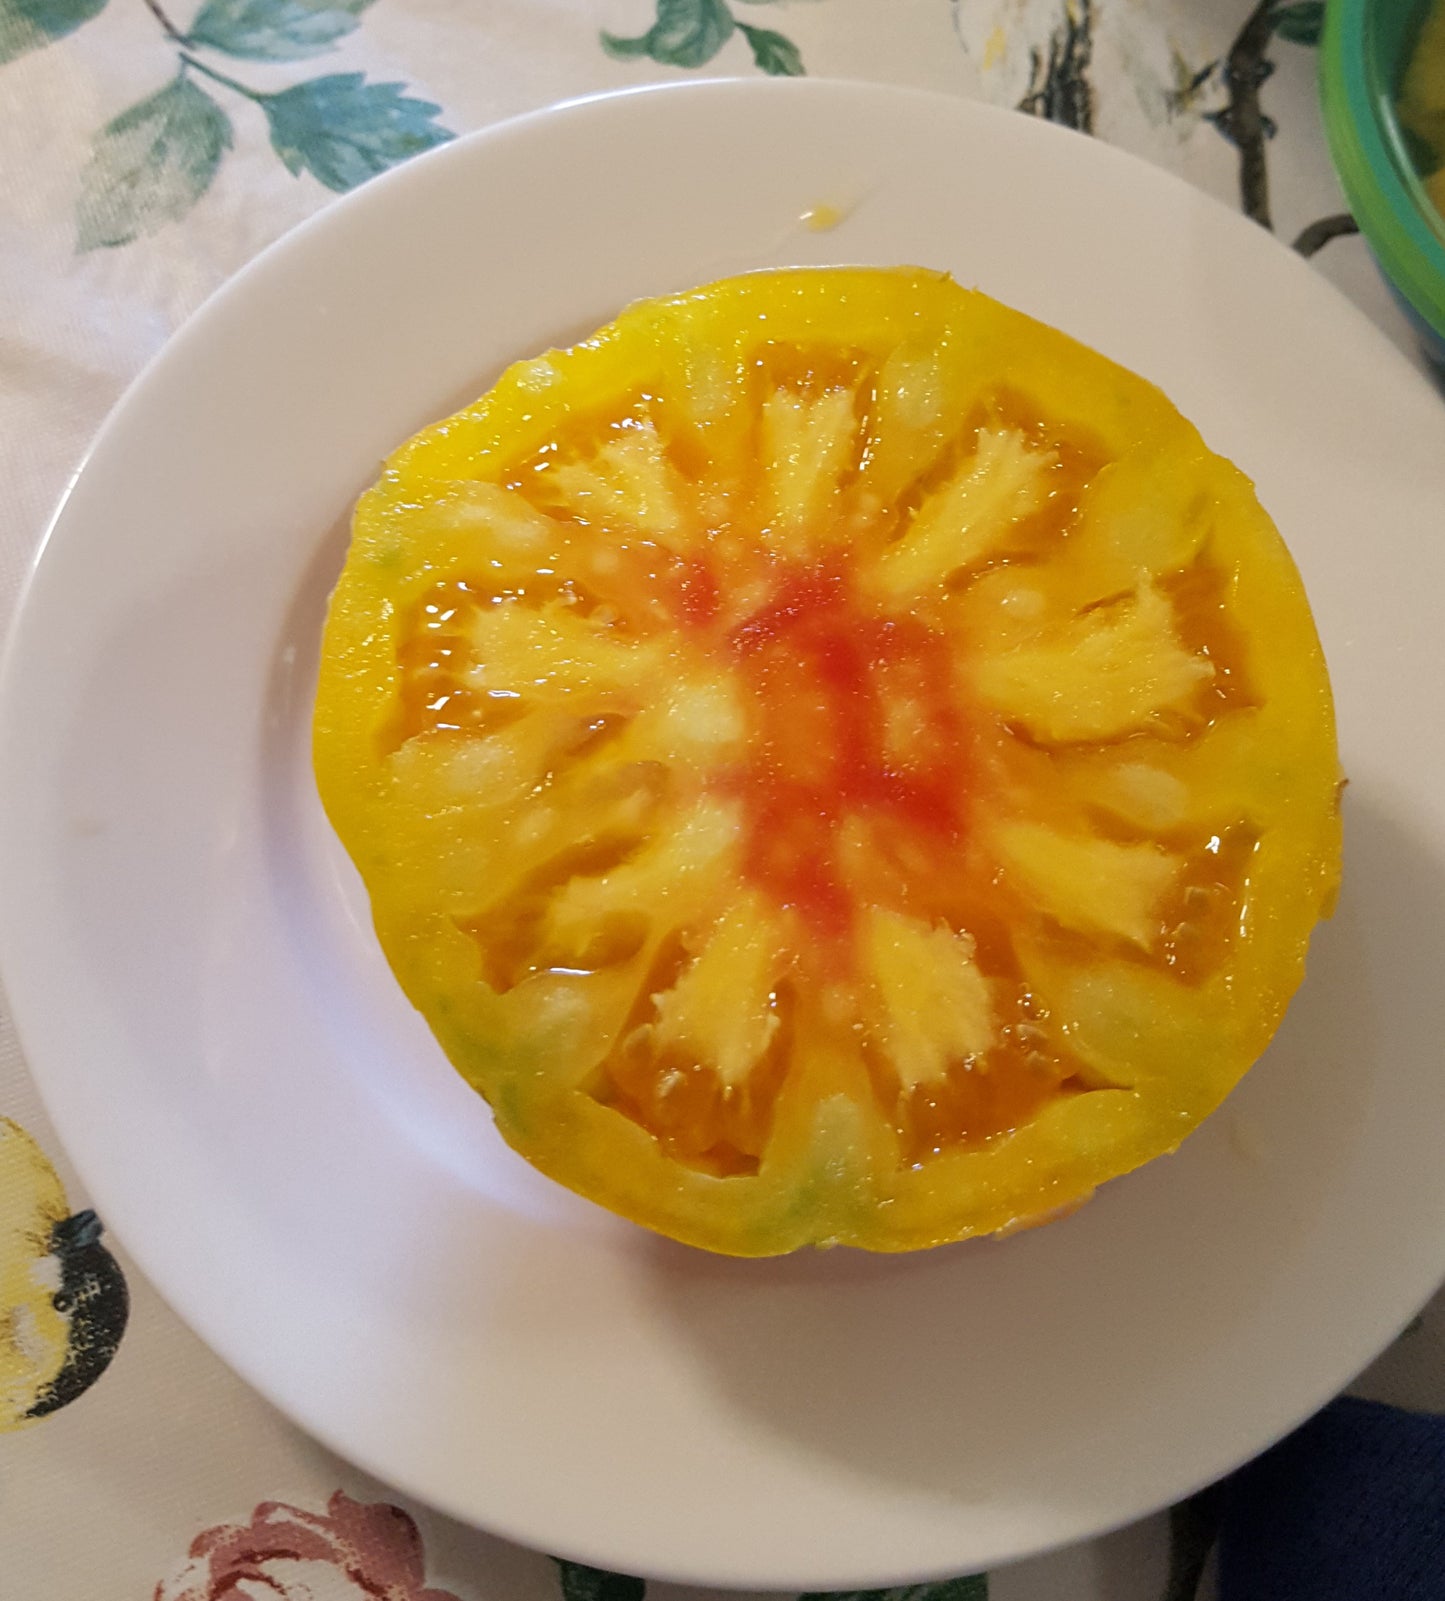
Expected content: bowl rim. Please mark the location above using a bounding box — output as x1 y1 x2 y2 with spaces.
1321 0 1445 336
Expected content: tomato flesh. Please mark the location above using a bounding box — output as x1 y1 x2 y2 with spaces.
314 269 1341 1254
726 559 968 942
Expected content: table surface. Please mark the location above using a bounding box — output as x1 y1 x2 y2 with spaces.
3 4 1442 1599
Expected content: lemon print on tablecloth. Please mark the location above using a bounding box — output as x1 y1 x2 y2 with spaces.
0 1115 128 1429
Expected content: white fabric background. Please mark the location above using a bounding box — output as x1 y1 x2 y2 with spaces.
2 3 1439 1596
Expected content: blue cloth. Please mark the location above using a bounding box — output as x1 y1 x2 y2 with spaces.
1218 1396 1445 1600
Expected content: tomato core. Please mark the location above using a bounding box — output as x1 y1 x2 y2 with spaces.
722 560 969 940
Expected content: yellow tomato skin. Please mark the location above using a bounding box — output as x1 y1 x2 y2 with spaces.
314 268 1341 1256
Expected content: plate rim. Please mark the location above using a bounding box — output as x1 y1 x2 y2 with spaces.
3 75 1445 1589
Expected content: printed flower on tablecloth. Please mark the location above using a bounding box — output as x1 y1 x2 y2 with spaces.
948 0 1341 251
0 1114 128 1431
156 1491 464 1601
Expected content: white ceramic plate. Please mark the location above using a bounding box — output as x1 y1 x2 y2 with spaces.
3 78 1445 1590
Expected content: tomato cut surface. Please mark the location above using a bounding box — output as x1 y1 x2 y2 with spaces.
313 268 1341 1255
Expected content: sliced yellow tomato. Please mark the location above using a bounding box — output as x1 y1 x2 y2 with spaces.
313 268 1341 1256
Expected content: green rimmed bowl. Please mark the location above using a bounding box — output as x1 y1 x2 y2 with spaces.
1321 0 1445 369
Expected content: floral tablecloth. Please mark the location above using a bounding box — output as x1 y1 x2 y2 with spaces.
3 3 1442 1598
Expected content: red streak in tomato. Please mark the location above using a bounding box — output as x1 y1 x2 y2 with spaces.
725 562 969 937
676 555 720 630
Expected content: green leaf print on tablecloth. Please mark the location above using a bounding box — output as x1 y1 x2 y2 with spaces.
738 21 803 75
549 1570 988 1601
603 0 807 75
0 0 108 65
0 0 454 247
188 0 378 62
603 0 736 68
76 71 231 249
261 72 451 191
800 1580 989 1601
554 1559 647 1601
1269 1 1324 49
